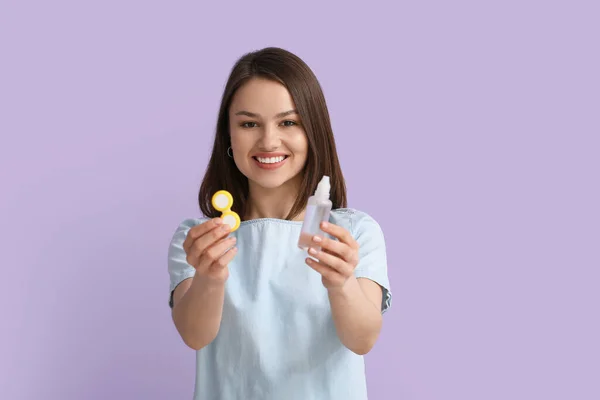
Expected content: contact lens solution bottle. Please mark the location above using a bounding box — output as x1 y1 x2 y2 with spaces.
298 175 332 251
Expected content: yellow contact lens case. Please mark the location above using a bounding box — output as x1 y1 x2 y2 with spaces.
211 190 241 232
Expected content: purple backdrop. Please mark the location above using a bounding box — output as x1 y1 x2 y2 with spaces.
2 1 599 399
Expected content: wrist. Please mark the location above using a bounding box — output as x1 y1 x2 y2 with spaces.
193 274 226 291
326 275 357 297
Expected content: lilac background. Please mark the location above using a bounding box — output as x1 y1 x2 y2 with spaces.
1 1 599 399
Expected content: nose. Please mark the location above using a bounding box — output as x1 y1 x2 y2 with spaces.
257 125 281 151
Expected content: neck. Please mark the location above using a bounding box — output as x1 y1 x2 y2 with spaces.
245 177 306 221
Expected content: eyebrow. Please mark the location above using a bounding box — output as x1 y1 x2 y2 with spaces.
234 109 298 119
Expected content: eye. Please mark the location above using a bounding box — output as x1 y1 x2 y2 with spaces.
281 120 298 127
241 122 258 128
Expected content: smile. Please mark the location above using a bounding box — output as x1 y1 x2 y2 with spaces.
256 156 286 164
252 155 289 170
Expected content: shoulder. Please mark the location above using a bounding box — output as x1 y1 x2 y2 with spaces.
173 217 210 232
168 217 210 246
329 208 385 239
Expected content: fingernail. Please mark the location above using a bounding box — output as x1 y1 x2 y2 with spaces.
214 218 223 225
312 236 322 243
222 224 231 231
321 221 329 228
308 248 318 255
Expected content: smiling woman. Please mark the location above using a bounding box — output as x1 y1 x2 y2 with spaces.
198 48 347 221
167 47 392 400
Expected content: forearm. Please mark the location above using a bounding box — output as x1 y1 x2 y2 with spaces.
328 276 382 355
172 277 225 350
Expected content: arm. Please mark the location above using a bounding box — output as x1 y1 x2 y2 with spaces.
171 277 226 350
327 277 383 355
305 221 386 355
170 218 237 350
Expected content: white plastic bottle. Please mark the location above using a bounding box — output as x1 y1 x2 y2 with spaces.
298 175 332 251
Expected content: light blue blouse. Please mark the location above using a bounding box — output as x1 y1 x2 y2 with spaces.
168 208 392 400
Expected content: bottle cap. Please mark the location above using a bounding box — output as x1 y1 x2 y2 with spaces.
314 175 330 200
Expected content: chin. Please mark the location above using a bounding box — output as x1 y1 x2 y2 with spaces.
245 166 304 191
248 174 296 190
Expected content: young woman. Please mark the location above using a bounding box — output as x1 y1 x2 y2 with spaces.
168 47 392 400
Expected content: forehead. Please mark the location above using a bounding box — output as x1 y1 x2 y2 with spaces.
230 78 296 116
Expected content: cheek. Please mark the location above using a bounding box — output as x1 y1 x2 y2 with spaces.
230 132 252 153
290 133 309 157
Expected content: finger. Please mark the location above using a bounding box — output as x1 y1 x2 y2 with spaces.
183 218 223 253
320 222 358 249
307 247 353 276
211 245 238 270
312 235 356 264
190 223 231 256
187 227 233 267
194 235 236 270
305 256 333 277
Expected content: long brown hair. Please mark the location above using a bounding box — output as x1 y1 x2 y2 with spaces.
198 47 347 220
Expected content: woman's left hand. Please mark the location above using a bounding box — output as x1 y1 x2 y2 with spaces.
305 221 360 290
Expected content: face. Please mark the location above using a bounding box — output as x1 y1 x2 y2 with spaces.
228 78 309 191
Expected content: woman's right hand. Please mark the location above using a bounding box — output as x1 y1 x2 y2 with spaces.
182 218 237 284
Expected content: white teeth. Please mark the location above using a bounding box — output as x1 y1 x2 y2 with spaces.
256 156 285 164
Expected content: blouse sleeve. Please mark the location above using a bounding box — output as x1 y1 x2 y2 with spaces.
351 211 393 314
167 218 203 308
